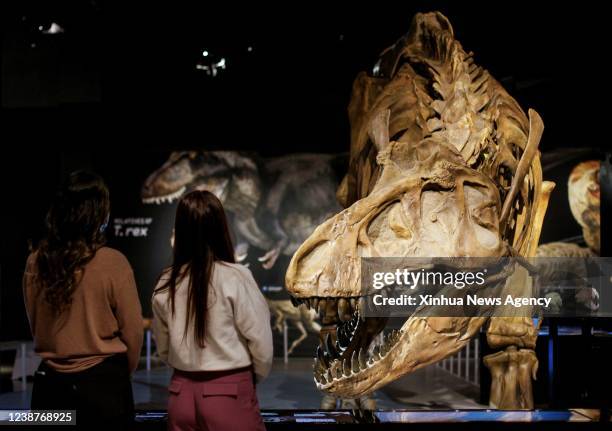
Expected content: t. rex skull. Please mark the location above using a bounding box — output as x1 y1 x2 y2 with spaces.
286 12 554 399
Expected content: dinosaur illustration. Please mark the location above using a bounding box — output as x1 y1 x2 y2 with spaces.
142 151 343 269
285 12 554 409
568 160 600 255
536 159 601 258
535 160 601 312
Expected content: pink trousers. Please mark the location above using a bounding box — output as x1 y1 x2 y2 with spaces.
167 367 265 431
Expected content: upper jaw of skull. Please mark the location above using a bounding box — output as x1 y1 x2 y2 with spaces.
285 150 504 299
142 156 195 202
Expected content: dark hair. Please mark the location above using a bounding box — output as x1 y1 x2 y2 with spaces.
36 171 110 313
156 190 235 348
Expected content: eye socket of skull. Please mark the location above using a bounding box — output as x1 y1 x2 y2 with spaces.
166 158 193 183
361 174 502 258
367 200 415 256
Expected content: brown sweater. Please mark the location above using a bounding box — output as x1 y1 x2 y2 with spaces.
23 247 143 373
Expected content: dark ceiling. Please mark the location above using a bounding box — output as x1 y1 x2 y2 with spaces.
1 1 606 154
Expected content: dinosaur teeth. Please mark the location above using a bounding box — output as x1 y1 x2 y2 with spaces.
318 299 327 314
314 360 325 382
381 342 389 356
372 345 381 360
358 298 367 320
326 299 337 316
311 297 319 311
324 333 337 357
335 364 343 379
317 372 327 385
330 360 342 379
317 346 329 368
142 186 186 205
308 296 360 319
338 298 351 321
351 350 359 373
316 329 404 383
313 299 401 383
343 358 351 376
358 348 367 369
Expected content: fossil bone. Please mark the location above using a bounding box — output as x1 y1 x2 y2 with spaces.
286 11 554 408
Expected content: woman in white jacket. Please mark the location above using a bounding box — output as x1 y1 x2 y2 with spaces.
152 190 273 431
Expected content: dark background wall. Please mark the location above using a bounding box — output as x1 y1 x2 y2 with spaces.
1 1 608 342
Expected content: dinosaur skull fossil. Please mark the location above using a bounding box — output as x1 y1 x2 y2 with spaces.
285 12 553 400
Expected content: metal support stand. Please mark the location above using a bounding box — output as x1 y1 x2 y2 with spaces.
20 343 26 391
146 329 152 372
283 320 288 364
465 339 471 382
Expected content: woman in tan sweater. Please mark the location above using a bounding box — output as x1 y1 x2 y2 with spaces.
152 190 273 431
23 171 143 429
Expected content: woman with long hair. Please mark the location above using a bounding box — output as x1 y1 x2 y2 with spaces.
152 190 273 431
23 171 143 429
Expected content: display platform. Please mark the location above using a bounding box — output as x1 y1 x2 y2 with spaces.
132 409 607 430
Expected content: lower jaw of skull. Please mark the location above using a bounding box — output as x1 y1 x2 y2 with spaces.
293 295 404 392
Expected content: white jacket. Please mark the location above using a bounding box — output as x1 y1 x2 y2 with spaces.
152 262 273 382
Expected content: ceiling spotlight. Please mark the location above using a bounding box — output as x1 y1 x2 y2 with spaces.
202 50 209 57
195 57 226 77
247 46 253 52
40 22 65 35
45 23 64 34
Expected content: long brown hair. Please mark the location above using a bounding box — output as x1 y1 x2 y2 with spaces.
156 190 235 348
36 171 110 313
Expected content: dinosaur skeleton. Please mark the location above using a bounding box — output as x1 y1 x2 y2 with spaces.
267 300 321 355
285 12 554 409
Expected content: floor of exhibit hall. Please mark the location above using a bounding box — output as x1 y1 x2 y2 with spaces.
0 358 484 410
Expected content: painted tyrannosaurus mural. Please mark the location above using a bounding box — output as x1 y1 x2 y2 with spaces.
142 151 344 269
285 12 554 409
